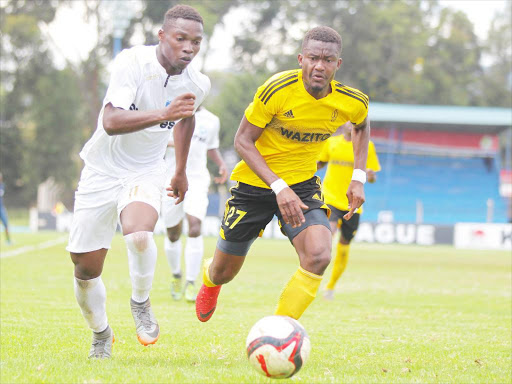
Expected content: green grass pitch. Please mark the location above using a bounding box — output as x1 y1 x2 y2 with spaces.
1 232 510 383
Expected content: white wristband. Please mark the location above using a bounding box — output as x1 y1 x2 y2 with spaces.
270 179 288 195
352 169 367 184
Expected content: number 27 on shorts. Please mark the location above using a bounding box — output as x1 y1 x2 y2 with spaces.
224 206 247 229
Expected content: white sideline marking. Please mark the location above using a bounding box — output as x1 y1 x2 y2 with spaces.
0 236 68 258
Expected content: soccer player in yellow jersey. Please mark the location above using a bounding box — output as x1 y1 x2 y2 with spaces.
195 26 370 322
318 123 381 300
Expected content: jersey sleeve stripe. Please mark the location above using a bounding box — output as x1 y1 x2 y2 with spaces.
337 85 369 103
335 89 368 109
259 73 298 101
334 82 369 102
344 88 369 103
263 79 298 104
258 71 298 99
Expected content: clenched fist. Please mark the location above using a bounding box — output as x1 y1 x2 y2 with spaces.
163 93 196 122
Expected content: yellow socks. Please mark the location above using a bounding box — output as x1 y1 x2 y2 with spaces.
202 257 217 287
275 266 322 319
325 243 350 290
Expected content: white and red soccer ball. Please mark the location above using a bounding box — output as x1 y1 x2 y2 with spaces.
246 315 311 379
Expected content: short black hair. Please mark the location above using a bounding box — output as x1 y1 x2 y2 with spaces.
163 4 203 28
302 26 342 54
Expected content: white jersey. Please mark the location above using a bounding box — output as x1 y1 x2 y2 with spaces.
79 45 211 178
165 108 220 182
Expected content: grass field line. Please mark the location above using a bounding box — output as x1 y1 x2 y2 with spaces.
0 235 68 258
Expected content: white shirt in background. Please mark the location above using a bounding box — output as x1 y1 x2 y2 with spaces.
165 107 220 184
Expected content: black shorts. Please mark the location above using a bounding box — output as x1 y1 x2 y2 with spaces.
328 205 360 242
218 176 330 253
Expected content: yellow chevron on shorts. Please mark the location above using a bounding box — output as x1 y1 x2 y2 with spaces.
321 203 331 218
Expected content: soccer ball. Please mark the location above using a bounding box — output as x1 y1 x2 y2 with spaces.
246 315 311 379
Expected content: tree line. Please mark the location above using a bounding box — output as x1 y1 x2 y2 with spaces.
0 0 510 207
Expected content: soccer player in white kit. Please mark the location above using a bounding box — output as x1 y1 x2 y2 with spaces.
66 5 210 359
161 107 227 302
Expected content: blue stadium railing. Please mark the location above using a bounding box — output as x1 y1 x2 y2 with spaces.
328 153 506 224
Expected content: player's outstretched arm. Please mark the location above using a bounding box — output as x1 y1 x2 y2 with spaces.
102 93 196 135
207 149 228 184
344 118 370 220
234 117 308 228
168 115 196 204
366 141 381 183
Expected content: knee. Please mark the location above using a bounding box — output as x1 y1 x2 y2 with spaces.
187 216 202 238
168 231 180 243
125 231 152 253
70 254 103 280
74 265 102 280
339 234 350 245
209 263 237 285
303 243 332 275
167 225 181 242
188 223 202 238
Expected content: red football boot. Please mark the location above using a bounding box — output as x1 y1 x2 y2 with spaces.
195 284 222 322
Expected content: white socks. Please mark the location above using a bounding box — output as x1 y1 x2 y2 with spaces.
165 235 204 282
74 276 108 333
74 231 157 333
185 235 203 282
164 237 182 276
125 231 157 303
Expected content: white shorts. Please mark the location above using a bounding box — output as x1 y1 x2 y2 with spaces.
67 166 166 253
161 179 209 228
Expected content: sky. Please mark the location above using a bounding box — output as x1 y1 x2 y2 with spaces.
439 0 508 37
45 0 509 71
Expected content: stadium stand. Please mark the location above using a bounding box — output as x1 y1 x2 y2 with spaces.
318 103 512 225
361 152 507 224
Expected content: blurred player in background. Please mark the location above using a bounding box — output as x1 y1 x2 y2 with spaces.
0 172 12 245
66 5 210 359
317 123 381 299
162 106 227 302
195 26 370 323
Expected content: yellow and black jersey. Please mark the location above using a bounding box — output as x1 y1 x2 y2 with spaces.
230 69 369 188
319 136 381 213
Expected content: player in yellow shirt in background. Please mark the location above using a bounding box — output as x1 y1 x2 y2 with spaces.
318 123 381 299
194 26 371 322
